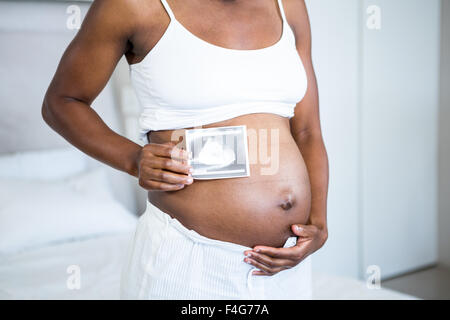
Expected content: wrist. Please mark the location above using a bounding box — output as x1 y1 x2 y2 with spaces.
308 211 328 246
319 226 328 244
308 207 327 228
125 146 142 178
314 223 328 248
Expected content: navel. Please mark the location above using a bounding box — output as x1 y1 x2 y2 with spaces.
279 192 295 211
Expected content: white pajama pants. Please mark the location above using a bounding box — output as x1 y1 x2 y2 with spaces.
120 200 312 300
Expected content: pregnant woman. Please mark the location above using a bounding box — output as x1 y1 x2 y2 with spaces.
42 0 329 299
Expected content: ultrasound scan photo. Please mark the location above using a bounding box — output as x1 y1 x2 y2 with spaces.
184 125 250 180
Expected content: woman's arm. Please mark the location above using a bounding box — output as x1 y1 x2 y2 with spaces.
289 0 329 235
243 0 329 275
42 0 192 190
42 0 141 176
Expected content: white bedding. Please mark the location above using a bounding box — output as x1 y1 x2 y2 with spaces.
0 232 416 300
0 233 134 300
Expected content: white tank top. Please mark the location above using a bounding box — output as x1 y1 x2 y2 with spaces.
130 0 308 142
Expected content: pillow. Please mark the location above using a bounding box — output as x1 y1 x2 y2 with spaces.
0 168 137 255
0 147 88 180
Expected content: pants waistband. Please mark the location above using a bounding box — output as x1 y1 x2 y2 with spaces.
145 199 254 253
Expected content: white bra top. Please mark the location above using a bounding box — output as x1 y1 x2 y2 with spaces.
130 0 308 142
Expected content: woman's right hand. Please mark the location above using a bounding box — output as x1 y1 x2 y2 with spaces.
137 142 194 191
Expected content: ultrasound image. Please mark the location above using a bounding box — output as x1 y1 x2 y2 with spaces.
185 125 250 180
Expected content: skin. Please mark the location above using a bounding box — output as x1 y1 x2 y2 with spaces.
42 0 329 276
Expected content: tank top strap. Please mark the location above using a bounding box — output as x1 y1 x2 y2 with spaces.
160 0 175 20
277 0 287 23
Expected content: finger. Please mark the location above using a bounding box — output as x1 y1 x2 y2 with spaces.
252 270 270 276
250 246 298 260
245 252 295 269
147 157 192 175
148 169 193 185
147 143 189 161
291 224 316 238
141 179 185 191
252 243 309 260
244 257 283 275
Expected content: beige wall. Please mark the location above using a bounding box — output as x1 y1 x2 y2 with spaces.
439 0 450 268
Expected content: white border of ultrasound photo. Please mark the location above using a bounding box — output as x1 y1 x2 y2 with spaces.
184 125 251 180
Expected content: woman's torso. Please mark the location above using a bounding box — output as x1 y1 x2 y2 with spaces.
128 0 310 248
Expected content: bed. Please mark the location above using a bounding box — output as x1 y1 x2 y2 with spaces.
0 147 139 300
0 148 416 300
0 231 416 300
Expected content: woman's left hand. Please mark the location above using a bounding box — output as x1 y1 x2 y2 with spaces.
243 224 328 276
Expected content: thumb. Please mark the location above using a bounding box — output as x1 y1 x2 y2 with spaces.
291 224 310 237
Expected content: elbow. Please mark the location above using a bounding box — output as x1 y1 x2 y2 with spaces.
41 93 61 129
321 227 328 247
41 97 52 127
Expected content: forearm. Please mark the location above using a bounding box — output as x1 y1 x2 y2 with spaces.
42 94 142 178
294 132 329 231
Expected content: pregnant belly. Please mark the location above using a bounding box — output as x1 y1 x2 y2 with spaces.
147 114 311 248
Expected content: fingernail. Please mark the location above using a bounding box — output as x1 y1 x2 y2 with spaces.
244 258 252 264
189 167 194 173
186 177 193 184
296 226 302 232
254 248 260 252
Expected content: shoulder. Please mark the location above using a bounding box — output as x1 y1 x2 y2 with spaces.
88 0 158 16
85 0 165 36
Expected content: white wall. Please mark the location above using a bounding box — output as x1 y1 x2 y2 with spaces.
360 0 440 279
439 0 450 268
307 0 441 280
